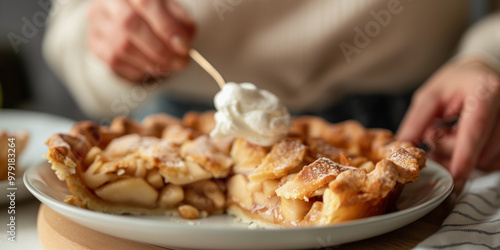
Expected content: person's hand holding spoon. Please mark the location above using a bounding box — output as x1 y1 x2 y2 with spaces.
87 0 195 82
86 0 291 146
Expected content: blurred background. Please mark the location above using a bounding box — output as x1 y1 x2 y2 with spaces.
0 0 88 121
0 0 498 123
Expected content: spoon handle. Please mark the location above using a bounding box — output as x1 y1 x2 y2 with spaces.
189 49 225 89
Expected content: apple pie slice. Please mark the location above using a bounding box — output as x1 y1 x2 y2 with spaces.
45 112 425 226
226 135 425 227
45 113 229 218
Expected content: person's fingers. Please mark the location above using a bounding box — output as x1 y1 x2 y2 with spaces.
111 61 145 82
442 95 463 120
163 0 196 53
397 87 442 144
428 128 456 158
104 0 186 71
93 43 145 82
478 116 500 171
428 151 451 169
89 0 189 78
112 41 166 76
119 11 170 66
479 152 500 172
90 11 157 73
164 0 194 26
87 0 112 57
449 95 497 183
89 26 145 82
163 0 196 56
128 0 194 56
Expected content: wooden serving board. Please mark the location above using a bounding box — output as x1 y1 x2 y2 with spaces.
37 204 165 250
37 203 448 249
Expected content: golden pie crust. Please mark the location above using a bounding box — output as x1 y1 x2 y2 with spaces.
44 112 425 227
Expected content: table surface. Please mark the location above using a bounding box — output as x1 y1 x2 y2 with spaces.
0 195 453 250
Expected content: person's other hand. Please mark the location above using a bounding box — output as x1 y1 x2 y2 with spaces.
397 57 500 191
87 0 195 82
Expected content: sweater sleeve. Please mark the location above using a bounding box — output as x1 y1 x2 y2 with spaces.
43 0 167 119
456 12 500 73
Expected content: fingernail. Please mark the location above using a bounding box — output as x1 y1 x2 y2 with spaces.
171 35 189 55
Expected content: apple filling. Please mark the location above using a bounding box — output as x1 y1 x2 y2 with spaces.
45 112 425 226
226 136 424 226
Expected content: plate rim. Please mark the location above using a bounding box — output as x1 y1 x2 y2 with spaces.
0 109 75 122
24 159 452 231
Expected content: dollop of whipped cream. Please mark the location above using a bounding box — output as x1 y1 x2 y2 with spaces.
210 82 292 146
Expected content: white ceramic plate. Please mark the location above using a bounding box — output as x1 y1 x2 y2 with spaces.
0 109 74 204
25 159 453 250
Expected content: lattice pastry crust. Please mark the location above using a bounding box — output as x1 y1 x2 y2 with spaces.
44 112 425 226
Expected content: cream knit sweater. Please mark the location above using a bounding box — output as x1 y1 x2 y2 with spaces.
43 0 500 119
